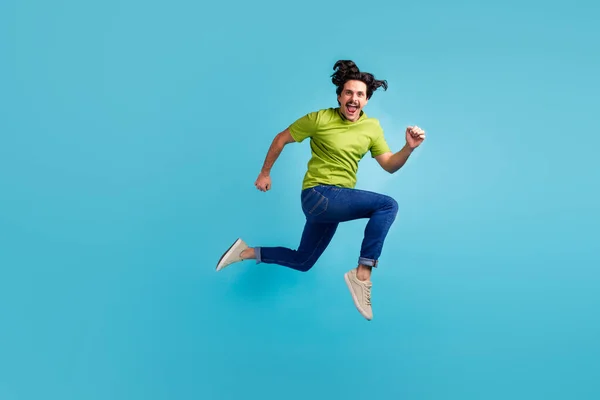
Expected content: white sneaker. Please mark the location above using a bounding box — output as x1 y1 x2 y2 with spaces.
216 238 249 271
344 268 373 320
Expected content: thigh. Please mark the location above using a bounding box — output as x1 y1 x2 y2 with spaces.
318 186 396 223
301 185 395 223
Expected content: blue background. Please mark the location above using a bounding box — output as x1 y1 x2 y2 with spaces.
1 0 599 399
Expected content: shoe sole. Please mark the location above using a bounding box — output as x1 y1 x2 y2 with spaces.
216 238 244 271
344 272 372 321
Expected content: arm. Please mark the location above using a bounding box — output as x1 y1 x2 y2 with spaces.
255 128 296 191
259 128 296 176
375 125 426 174
375 144 414 174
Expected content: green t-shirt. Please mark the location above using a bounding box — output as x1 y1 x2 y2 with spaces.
289 107 391 190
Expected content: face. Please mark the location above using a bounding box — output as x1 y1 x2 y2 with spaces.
338 80 369 122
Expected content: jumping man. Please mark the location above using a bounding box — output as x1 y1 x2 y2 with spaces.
215 60 426 320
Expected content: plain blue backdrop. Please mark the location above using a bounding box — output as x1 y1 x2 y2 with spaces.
1 0 599 399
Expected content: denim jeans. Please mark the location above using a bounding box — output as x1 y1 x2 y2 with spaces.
255 185 398 272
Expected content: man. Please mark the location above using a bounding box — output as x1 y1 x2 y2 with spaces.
215 60 426 321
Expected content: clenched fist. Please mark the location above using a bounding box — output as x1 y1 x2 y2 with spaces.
406 126 426 149
255 172 271 192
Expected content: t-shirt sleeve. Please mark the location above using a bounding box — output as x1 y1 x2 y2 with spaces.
370 123 391 157
288 111 320 143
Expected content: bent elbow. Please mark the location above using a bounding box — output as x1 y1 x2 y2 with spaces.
386 164 400 174
276 128 296 146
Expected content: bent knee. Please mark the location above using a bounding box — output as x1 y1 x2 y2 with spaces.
386 196 398 212
385 196 399 219
297 261 316 272
295 253 317 272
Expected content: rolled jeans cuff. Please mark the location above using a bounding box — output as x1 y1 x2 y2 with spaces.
255 246 262 264
358 257 378 267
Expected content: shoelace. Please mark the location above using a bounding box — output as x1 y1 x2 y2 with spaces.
364 284 372 306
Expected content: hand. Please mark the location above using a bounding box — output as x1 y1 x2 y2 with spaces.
255 172 271 192
406 126 426 149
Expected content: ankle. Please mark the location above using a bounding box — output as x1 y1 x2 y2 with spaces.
241 247 256 260
356 264 372 281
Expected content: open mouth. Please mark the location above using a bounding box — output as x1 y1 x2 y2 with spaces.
346 104 358 114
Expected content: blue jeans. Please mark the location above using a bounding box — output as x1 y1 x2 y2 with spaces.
255 185 398 272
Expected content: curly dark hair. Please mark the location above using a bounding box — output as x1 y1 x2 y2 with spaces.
331 60 388 100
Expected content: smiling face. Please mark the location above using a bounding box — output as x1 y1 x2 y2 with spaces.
338 80 369 122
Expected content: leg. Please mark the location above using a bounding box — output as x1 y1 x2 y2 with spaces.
223 186 397 276
249 186 345 271
254 219 338 272
356 193 399 279
315 186 399 274
215 187 339 273
310 186 398 321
